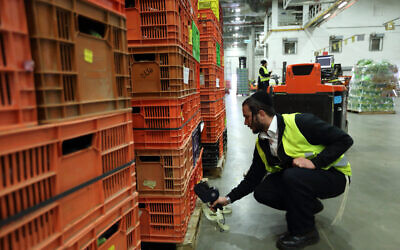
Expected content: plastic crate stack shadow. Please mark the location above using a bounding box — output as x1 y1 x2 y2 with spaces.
197 7 226 169
126 0 203 243
237 68 250 95
0 1 140 249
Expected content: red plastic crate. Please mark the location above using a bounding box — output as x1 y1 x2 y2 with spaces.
0 112 136 248
133 106 201 149
200 64 224 89
26 0 130 124
200 97 224 115
129 45 198 98
0 0 36 131
199 37 220 64
126 0 195 54
0 188 138 249
201 108 225 143
139 187 191 243
132 93 199 130
189 148 203 213
135 136 193 195
86 0 125 15
199 88 225 101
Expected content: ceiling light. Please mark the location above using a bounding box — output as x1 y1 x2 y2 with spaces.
234 33 239 37
234 41 238 45
338 1 348 8
235 17 240 21
235 27 239 30
235 8 240 12
323 13 331 19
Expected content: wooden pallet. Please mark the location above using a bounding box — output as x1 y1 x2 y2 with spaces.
203 154 226 178
176 199 203 250
348 109 396 114
141 200 203 250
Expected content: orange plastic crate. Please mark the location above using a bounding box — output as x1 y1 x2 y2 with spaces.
132 92 199 130
86 0 126 15
201 108 225 143
200 64 224 89
199 88 225 102
129 45 198 98
0 0 37 131
189 148 203 213
26 0 130 123
139 187 191 243
126 0 195 54
135 136 193 195
0 112 135 247
0 188 138 249
133 107 201 149
200 97 224 116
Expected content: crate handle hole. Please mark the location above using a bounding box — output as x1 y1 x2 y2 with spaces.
132 107 140 113
78 16 106 38
125 0 136 8
133 54 156 62
62 134 93 155
97 221 120 246
139 156 160 162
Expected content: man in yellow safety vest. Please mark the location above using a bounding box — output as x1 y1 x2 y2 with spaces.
212 91 353 249
258 60 271 91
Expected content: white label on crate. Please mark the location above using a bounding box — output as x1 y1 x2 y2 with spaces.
184 66 190 84
143 180 156 189
200 74 205 85
216 78 220 88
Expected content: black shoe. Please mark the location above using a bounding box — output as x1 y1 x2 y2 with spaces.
276 229 319 250
313 200 323 214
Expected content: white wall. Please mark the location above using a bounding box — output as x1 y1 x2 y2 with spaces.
265 0 400 78
224 47 247 81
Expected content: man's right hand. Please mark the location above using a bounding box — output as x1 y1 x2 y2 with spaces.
211 197 230 211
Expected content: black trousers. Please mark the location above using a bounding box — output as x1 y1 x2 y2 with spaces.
253 167 346 235
257 80 269 92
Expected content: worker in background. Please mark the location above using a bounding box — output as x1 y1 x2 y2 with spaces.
212 91 353 249
258 60 271 91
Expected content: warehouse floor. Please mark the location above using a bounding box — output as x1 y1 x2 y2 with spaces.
196 93 400 250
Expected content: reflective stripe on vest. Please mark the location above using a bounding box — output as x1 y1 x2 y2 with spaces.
255 114 352 176
259 66 270 82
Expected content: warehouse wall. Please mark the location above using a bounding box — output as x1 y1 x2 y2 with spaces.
265 0 400 78
224 47 247 81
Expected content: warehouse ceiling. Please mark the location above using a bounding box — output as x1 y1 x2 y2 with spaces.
221 0 271 47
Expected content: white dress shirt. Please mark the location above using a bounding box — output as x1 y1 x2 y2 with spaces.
258 115 278 156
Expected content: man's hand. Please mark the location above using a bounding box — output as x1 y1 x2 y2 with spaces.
211 197 230 211
293 157 316 169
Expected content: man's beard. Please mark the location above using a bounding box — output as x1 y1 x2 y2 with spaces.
251 115 264 134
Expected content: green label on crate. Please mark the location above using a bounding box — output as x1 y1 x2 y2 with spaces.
84 49 93 63
192 21 200 62
216 42 221 66
143 180 156 189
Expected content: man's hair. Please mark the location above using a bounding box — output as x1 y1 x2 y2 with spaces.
243 95 276 117
261 60 267 65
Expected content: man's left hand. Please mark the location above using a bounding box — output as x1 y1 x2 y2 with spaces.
293 157 316 169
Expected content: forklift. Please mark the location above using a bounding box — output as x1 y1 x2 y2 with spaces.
269 55 348 131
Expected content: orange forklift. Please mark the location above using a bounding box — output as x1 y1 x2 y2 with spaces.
269 59 348 131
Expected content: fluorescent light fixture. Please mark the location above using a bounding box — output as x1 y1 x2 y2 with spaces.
338 1 348 8
235 8 240 12
234 33 239 37
235 27 239 30
234 41 238 45
324 13 331 19
235 17 240 21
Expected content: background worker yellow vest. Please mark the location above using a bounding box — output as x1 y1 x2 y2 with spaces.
259 65 270 82
256 113 351 175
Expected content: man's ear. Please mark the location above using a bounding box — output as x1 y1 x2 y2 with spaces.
258 109 267 117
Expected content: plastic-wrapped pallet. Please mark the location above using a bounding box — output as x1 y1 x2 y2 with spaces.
236 68 249 95
348 59 398 113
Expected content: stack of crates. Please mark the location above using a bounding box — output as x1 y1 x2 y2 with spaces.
125 0 203 244
198 5 226 169
0 1 141 249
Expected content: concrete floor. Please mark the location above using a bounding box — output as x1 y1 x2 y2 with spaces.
196 93 400 250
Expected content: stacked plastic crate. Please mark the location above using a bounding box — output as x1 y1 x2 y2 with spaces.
198 1 226 169
125 0 203 244
0 1 140 249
